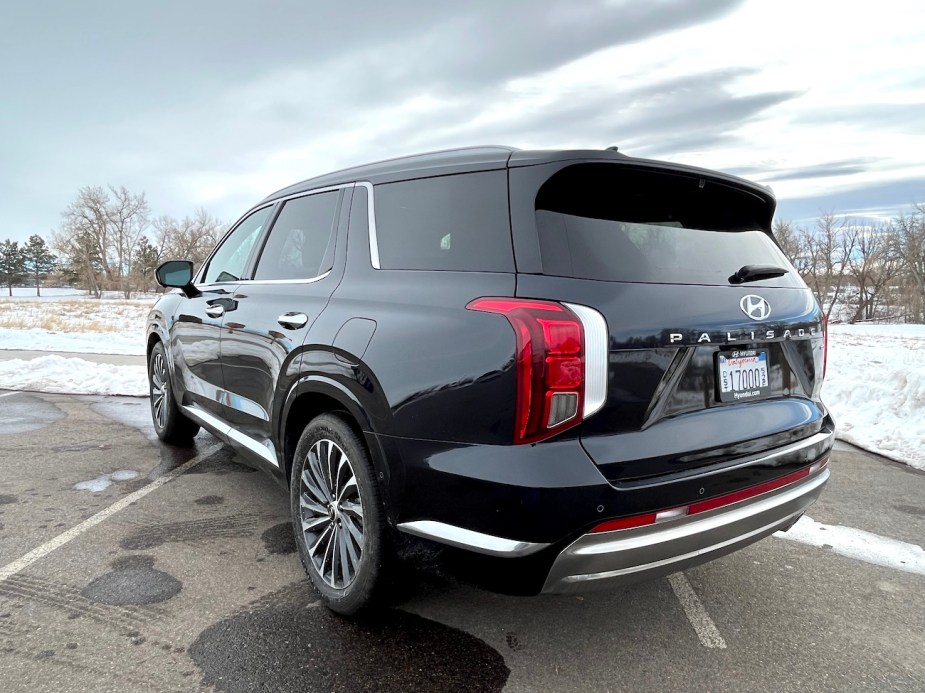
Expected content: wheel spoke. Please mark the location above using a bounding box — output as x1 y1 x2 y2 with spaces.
337 474 357 503
335 453 348 499
342 514 364 546
299 492 327 516
322 526 336 583
308 524 332 558
340 500 363 520
338 525 352 585
301 515 328 533
301 468 329 505
325 441 337 497
342 522 360 570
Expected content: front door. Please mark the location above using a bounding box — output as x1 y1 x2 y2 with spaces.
171 205 273 417
219 187 349 467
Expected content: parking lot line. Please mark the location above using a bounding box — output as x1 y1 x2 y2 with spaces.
776 515 925 576
0 441 222 583
667 572 728 649
0 391 20 398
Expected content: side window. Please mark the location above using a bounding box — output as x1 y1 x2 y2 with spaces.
202 207 272 284
254 191 339 280
374 171 514 272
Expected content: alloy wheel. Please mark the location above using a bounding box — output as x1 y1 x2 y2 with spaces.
299 438 365 589
150 352 168 432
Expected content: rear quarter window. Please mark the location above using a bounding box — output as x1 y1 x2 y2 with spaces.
374 171 514 272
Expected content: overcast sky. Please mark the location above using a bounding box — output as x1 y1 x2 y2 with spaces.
2 0 924 243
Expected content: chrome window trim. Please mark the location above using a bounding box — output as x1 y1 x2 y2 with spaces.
355 182 380 269
397 520 549 557
195 183 354 285
237 270 332 286
196 202 277 285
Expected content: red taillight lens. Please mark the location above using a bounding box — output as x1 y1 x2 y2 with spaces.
468 298 585 444
822 314 829 380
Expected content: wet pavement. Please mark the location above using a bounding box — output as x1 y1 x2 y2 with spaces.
0 390 923 692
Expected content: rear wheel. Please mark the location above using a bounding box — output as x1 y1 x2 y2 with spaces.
290 413 390 616
148 341 200 445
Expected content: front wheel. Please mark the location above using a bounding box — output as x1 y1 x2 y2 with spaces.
290 413 391 616
148 341 200 445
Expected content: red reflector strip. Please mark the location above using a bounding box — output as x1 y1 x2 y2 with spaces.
590 513 658 533
590 461 826 534
687 467 810 515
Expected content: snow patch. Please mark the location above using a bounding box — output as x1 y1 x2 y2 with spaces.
74 469 140 492
776 515 925 577
0 328 144 355
826 325 925 469
0 355 147 396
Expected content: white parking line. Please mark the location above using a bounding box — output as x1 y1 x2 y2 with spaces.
0 442 222 583
776 515 925 576
0 391 20 398
668 572 727 649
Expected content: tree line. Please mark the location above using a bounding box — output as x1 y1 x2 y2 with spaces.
0 185 224 298
774 203 925 323
2 185 924 322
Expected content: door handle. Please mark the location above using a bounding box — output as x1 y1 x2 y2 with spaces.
278 312 309 329
205 305 225 318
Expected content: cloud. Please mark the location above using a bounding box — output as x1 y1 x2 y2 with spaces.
764 158 876 182
1 0 923 242
776 176 925 223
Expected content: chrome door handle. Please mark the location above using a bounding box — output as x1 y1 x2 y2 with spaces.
278 312 309 329
205 305 225 318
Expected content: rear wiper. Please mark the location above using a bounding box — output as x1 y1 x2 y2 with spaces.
729 264 789 284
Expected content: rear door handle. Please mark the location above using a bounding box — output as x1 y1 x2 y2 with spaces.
278 312 309 329
205 305 225 318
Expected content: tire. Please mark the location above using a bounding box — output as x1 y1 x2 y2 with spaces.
148 341 200 445
290 413 390 616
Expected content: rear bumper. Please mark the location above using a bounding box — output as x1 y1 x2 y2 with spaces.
541 466 828 594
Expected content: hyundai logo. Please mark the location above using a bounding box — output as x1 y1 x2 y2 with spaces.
740 295 771 321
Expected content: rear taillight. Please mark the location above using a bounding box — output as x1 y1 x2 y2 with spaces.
467 298 607 444
822 314 829 380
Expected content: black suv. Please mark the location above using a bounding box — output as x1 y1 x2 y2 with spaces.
148 146 832 614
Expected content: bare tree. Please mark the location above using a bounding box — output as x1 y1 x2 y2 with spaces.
892 203 925 322
153 208 223 271
842 221 903 322
54 185 150 298
800 212 857 320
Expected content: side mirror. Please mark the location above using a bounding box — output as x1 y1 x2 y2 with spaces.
155 260 200 298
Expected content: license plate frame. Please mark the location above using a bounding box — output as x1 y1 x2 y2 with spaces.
715 349 771 403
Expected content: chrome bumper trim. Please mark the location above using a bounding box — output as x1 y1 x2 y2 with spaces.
542 467 829 594
397 520 550 557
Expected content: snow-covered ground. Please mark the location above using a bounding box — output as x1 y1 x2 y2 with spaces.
0 355 148 396
825 324 925 469
0 294 923 470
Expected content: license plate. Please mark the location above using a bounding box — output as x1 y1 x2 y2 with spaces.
716 349 770 402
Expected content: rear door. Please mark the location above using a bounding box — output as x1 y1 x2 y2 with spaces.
510 161 827 482
218 186 350 468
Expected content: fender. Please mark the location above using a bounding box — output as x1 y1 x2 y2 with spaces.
279 371 399 515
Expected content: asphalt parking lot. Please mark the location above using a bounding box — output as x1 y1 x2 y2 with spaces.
0 390 923 692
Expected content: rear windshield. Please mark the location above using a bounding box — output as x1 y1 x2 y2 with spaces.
534 163 799 286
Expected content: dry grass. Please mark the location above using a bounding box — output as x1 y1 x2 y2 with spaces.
0 298 154 333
